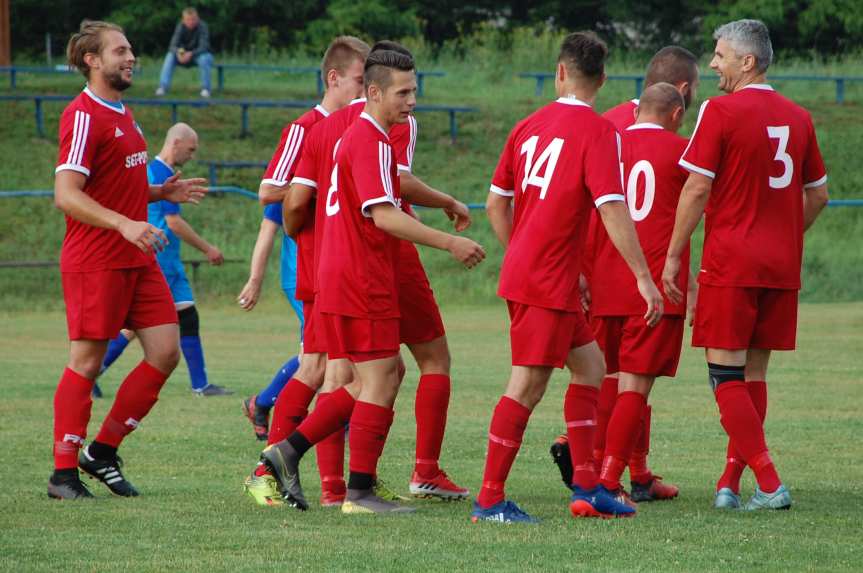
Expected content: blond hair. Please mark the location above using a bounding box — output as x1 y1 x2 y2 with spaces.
321 36 371 83
66 20 124 78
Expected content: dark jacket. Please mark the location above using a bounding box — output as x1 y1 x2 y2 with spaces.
169 21 210 58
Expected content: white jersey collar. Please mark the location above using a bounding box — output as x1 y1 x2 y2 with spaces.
556 96 592 107
83 86 126 115
360 111 389 138
314 104 330 117
626 122 663 131
741 83 774 92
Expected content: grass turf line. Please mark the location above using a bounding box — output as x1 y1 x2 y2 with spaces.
0 302 860 572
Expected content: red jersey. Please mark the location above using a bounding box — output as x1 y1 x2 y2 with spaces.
261 105 329 301
603 99 638 131
591 123 690 316
55 87 152 272
317 112 402 319
292 99 413 297
679 84 828 289
491 97 625 312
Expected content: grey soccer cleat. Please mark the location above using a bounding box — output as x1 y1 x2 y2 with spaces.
260 443 308 511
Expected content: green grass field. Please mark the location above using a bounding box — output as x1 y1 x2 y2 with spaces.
1 302 860 572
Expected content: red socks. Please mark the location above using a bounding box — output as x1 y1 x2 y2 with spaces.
94 361 168 448
313 393 346 494
268 378 317 445
53 368 95 469
565 384 600 490
348 401 394 476
714 380 781 493
629 405 653 484
295 386 355 445
477 396 532 508
414 374 451 478
592 376 618 468
600 391 646 490
717 380 768 492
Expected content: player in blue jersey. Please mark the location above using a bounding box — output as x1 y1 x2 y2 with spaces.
236 202 304 440
96 123 232 396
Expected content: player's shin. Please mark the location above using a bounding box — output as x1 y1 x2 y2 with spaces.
600 391 646 490
564 384 600 490
53 368 95 470
476 396 531 508
414 373 451 478
268 378 317 445
94 360 168 450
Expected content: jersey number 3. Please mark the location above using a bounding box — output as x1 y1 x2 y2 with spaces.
767 125 793 189
520 136 564 199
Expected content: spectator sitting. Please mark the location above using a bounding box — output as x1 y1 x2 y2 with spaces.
156 7 213 98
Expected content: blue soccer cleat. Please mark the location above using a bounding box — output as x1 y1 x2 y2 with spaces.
714 487 741 509
744 485 792 511
569 485 636 518
470 500 539 524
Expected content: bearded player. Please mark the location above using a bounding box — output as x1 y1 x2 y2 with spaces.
50 21 206 499
662 19 829 510
474 32 663 524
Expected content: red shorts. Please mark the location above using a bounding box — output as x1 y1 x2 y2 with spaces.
62 262 177 341
321 312 399 363
301 300 326 355
398 243 446 345
592 315 685 378
692 285 798 350
507 301 594 368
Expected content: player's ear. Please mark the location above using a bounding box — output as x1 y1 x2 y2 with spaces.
742 53 756 74
83 51 100 72
326 68 339 90
556 62 566 85
597 72 606 90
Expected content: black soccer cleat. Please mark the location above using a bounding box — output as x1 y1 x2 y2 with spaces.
78 448 139 497
48 472 95 500
260 443 308 511
550 434 574 490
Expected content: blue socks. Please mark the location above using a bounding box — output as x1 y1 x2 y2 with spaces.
100 332 131 374
257 356 300 408
180 335 208 391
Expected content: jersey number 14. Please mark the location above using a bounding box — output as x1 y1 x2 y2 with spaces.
520 136 564 199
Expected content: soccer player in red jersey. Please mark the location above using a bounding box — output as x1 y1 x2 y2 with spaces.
552 46 701 491
474 32 663 523
259 43 474 508
662 19 829 510
262 48 484 514
49 21 207 499
590 83 695 506
238 38 369 503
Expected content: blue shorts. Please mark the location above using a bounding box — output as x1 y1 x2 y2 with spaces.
282 286 304 341
163 269 194 306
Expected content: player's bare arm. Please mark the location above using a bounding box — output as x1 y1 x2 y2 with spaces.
164 214 223 265
803 183 829 231
283 182 315 238
369 203 485 268
598 200 664 325
400 172 472 231
150 172 207 204
485 192 513 247
662 171 712 304
258 181 287 206
55 170 166 255
237 218 279 311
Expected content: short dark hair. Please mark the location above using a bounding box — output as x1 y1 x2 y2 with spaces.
364 49 415 91
645 46 698 88
370 41 412 58
558 32 608 81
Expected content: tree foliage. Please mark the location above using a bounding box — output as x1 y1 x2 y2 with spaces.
10 0 863 60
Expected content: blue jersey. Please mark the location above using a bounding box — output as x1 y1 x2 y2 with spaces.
263 203 297 291
147 157 184 275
